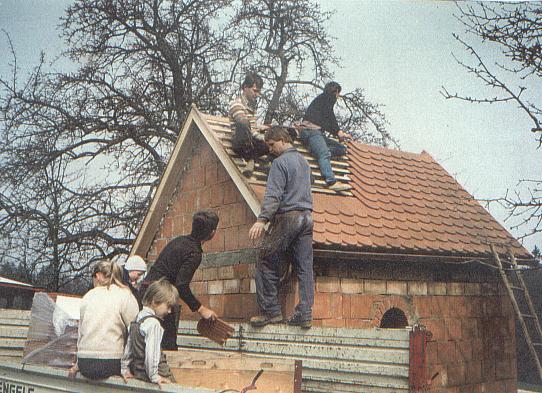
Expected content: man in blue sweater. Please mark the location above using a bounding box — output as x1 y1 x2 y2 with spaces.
248 127 314 329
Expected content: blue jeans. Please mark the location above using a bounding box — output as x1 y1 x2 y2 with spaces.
299 129 347 184
255 210 314 319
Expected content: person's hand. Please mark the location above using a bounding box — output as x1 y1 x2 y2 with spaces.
337 130 351 142
249 221 266 240
156 376 171 389
122 370 134 383
198 305 217 321
68 364 79 378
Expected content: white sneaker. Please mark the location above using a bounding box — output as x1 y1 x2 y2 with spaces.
327 182 352 192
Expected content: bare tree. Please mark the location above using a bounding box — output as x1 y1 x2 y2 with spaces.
0 0 238 289
441 2 542 240
230 0 393 146
1 0 395 289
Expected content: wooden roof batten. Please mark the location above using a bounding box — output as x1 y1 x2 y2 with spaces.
131 104 262 257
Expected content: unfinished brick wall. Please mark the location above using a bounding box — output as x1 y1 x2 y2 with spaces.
146 135 259 320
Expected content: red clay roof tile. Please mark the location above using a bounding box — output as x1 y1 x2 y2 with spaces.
203 113 531 260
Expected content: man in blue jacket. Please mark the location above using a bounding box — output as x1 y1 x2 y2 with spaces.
248 126 314 329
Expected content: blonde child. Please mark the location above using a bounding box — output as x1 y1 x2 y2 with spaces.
121 279 179 386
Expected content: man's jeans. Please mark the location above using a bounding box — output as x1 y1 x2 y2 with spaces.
255 210 314 319
232 122 269 160
299 128 347 184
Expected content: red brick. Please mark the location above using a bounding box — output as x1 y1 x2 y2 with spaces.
208 280 224 295
197 186 211 208
342 295 351 317
470 339 483 361
204 162 217 186
456 340 472 362
438 341 457 364
189 281 208 295
461 318 479 339
208 294 225 315
210 184 224 207
408 281 428 295
340 278 363 294
217 205 231 228
427 341 438 365
445 318 462 340
503 378 517 393
313 292 332 319
217 163 229 183
464 283 481 296
386 281 407 295
316 276 340 293
232 264 250 278
222 183 236 206
223 279 240 294
206 228 224 252
447 364 466 386
349 295 374 319
447 283 465 296
364 280 386 294
224 227 239 251
330 293 343 319
423 318 445 342
465 360 482 384
481 359 496 380
230 203 247 226
320 318 345 328
223 294 258 321
413 296 433 319
344 319 373 329
201 267 218 281
428 282 447 295
240 278 251 293
216 265 233 279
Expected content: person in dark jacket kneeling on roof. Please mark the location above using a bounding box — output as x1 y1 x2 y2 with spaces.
300 81 352 192
143 210 219 350
249 126 314 329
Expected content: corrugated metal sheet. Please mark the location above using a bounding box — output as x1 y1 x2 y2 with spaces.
0 362 215 392
178 321 410 393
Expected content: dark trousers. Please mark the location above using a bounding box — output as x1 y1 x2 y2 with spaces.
232 123 269 160
78 358 120 379
161 303 180 350
255 210 314 318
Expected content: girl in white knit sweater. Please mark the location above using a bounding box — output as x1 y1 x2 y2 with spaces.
69 260 139 379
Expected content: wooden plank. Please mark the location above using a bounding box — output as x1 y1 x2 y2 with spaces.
167 349 297 393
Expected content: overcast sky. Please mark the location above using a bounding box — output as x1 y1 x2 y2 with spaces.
1 0 540 252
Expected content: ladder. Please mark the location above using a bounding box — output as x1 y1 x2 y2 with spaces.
491 244 542 380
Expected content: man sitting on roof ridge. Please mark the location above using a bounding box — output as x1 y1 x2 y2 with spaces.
299 81 352 192
229 72 270 177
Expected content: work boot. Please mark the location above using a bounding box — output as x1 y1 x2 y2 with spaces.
249 314 283 327
286 312 312 329
326 181 352 192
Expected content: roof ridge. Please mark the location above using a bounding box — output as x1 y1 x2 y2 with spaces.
348 140 434 162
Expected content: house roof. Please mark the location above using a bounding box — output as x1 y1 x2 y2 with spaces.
0 275 38 289
132 105 531 262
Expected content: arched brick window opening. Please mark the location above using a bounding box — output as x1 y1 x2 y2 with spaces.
380 307 408 328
